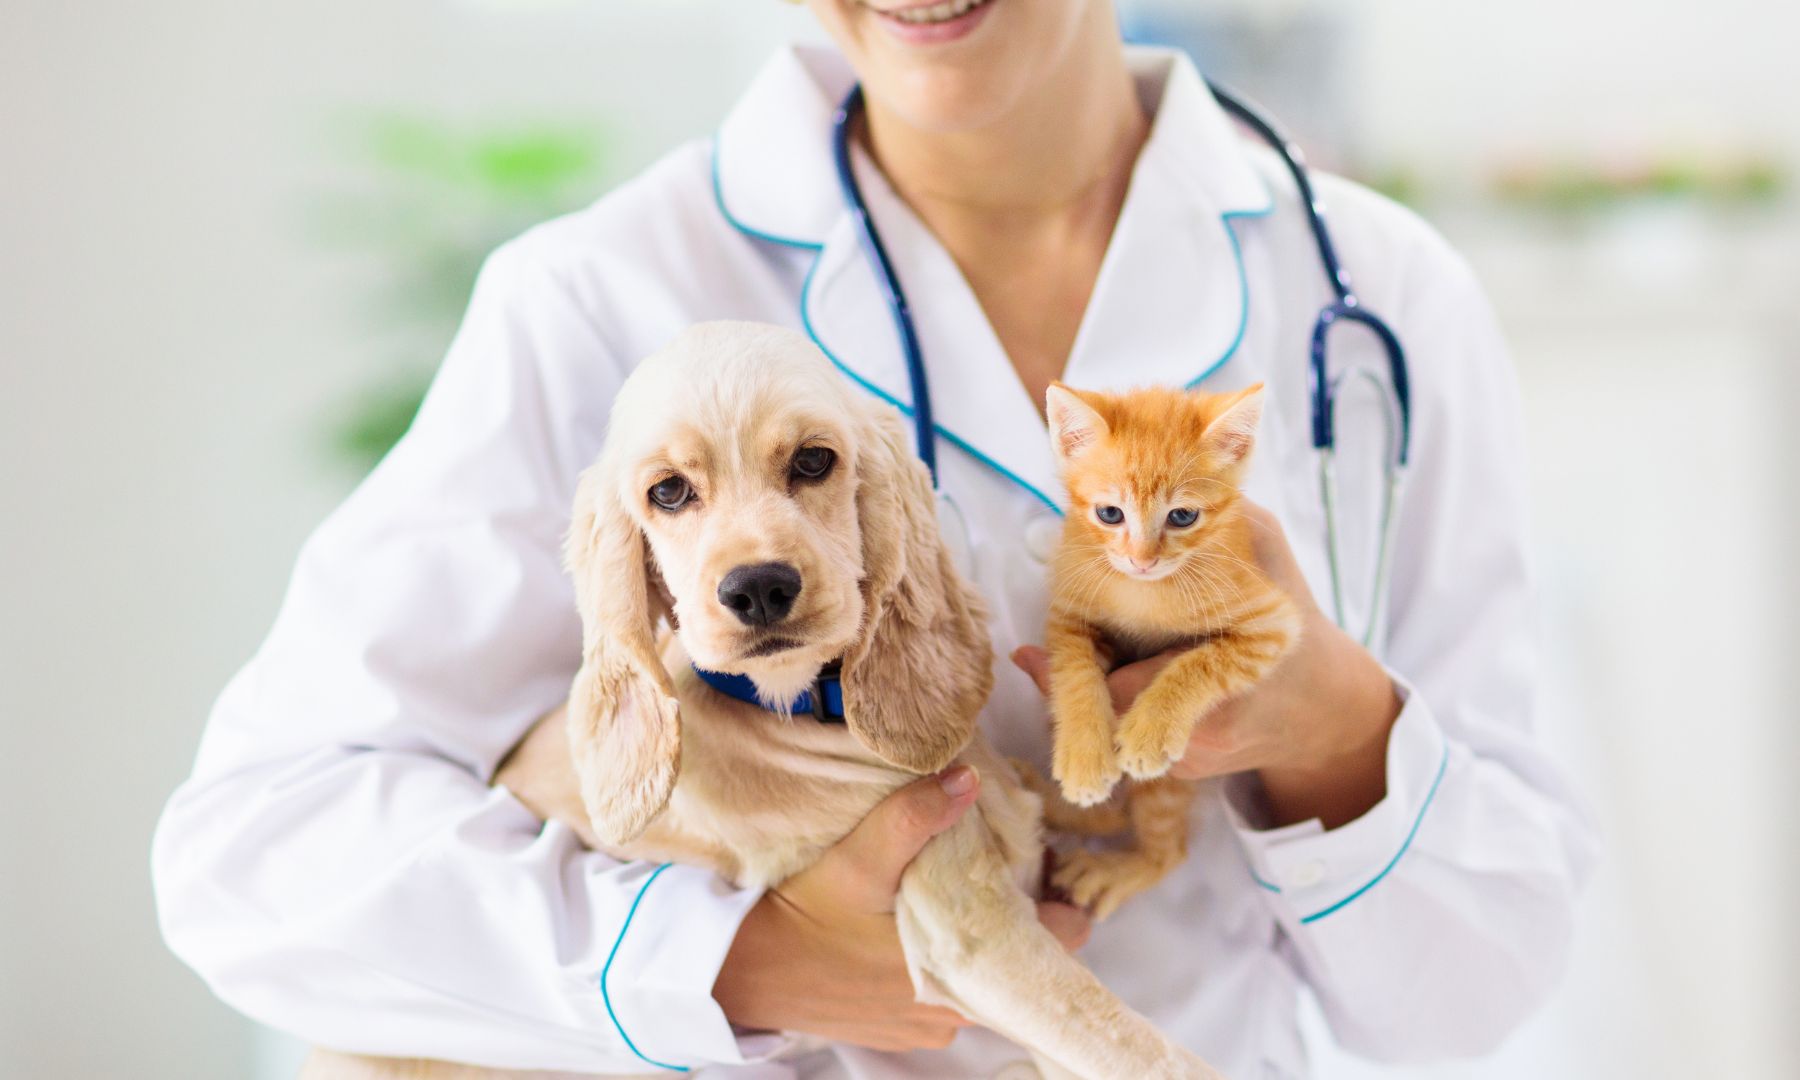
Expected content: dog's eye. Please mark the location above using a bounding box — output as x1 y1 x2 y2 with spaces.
1094 505 1124 526
648 476 693 511
791 446 836 481
1166 507 1200 528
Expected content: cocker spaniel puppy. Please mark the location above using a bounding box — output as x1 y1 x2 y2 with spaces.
305 323 1217 1080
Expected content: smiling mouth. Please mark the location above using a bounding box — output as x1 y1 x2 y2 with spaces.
744 636 806 658
866 0 992 24
859 0 996 37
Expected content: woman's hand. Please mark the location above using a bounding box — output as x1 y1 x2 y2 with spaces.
714 769 1089 1051
496 715 1091 1051
1013 503 1401 830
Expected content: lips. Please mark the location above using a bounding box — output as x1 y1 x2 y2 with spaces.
867 0 990 25
858 0 996 44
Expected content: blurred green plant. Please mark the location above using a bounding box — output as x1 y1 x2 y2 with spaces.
310 114 615 473
1492 155 1788 214
1359 166 1424 209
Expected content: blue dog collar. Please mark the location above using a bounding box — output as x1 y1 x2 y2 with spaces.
692 661 846 724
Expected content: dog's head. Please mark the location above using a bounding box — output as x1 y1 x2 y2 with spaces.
566 322 991 845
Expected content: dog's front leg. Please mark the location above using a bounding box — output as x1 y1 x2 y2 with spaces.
893 816 1222 1080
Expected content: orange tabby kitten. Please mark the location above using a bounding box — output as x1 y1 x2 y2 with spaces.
1032 381 1300 919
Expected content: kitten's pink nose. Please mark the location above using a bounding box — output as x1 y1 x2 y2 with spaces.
1130 557 1159 573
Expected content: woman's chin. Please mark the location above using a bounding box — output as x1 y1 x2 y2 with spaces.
871 61 1029 133
837 1 1052 132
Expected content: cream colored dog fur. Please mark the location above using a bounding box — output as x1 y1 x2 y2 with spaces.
303 323 1218 1080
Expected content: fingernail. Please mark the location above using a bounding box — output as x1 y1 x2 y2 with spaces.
938 765 977 797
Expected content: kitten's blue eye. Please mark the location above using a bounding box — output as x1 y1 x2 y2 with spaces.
1095 505 1124 526
1167 507 1199 528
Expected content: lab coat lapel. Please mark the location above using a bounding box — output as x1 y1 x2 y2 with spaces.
711 45 851 247
803 150 1068 513
1061 52 1275 395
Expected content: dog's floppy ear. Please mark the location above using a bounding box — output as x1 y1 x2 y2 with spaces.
839 404 993 773
564 458 681 846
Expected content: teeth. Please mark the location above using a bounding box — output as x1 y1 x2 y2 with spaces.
890 0 987 25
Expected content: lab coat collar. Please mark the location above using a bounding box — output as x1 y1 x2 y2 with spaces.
712 45 855 249
714 45 1275 512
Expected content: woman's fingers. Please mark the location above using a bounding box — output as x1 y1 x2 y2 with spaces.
1012 643 1182 715
1104 649 1180 713
1238 500 1286 564
1167 707 1235 781
1036 899 1093 952
1239 501 1320 614
816 767 981 912
1010 645 1051 694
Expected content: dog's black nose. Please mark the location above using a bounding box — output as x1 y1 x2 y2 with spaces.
717 562 803 627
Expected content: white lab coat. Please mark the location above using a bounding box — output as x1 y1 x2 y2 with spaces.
153 45 1597 1080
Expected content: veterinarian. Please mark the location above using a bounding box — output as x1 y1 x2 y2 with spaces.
155 2 1597 1077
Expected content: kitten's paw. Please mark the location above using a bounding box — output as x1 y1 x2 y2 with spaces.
1052 734 1121 807
1006 757 1053 796
1015 757 1131 837
1114 707 1191 780
1054 848 1177 921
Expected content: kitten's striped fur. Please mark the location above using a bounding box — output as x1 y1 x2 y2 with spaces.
1037 381 1300 919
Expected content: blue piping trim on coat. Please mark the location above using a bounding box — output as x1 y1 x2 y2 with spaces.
1186 196 1276 390
711 139 1276 517
798 252 1066 516
710 136 826 252
1293 740 1451 924
599 863 691 1073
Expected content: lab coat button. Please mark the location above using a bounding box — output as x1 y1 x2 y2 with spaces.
1024 515 1062 563
1286 860 1327 889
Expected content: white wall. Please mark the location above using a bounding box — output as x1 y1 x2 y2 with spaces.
3 2 1796 1078
1130 0 1800 171
1357 0 1800 171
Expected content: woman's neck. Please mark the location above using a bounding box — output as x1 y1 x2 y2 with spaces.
855 27 1150 407
860 33 1148 231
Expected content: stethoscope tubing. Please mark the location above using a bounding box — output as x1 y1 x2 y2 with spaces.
831 85 939 486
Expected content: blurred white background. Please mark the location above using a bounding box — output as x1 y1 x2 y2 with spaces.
3 2 1796 1078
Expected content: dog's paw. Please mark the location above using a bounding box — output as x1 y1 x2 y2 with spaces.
1113 706 1190 780
1054 848 1176 921
1052 733 1121 807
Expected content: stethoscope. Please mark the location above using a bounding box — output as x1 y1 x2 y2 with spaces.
829 82 1413 647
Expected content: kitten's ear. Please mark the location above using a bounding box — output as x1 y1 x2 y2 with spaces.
1201 383 1266 469
1046 383 1109 461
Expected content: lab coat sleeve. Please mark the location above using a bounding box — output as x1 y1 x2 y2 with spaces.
1226 232 1600 1061
151 240 778 1073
